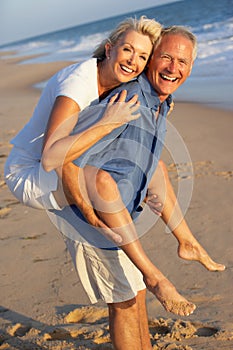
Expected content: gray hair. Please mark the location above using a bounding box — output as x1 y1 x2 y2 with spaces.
93 16 162 60
155 26 198 60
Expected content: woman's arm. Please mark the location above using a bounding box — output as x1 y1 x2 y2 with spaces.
42 91 140 172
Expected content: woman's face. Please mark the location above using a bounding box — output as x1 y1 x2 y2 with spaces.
105 30 153 84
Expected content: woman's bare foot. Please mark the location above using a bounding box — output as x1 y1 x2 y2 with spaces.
178 240 225 271
145 277 196 316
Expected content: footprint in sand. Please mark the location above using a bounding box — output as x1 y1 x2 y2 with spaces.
0 180 6 187
168 161 232 181
214 170 233 179
7 323 31 337
65 305 108 324
43 306 110 343
149 318 219 342
0 206 12 218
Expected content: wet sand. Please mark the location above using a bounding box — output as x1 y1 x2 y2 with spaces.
0 53 232 349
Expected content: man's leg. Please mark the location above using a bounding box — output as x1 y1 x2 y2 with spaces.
147 160 225 271
108 289 152 350
137 289 153 349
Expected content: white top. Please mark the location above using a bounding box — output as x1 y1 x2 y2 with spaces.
11 58 99 159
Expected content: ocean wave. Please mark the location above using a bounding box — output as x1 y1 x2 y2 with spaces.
195 18 233 41
198 39 233 59
191 16 233 77
57 32 108 54
0 40 52 59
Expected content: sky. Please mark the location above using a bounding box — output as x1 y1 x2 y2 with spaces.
0 0 180 46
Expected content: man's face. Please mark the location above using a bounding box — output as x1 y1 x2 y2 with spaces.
147 34 194 102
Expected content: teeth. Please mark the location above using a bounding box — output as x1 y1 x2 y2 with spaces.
121 65 133 73
161 74 177 82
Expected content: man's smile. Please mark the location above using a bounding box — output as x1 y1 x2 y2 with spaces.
160 73 178 82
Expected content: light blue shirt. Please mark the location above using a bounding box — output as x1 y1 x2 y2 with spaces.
73 72 172 215
53 73 173 248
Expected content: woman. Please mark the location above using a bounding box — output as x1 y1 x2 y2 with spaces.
5 16 161 242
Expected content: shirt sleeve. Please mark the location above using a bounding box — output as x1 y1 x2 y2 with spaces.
55 58 99 111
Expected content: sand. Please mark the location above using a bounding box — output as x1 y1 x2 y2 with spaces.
0 53 232 350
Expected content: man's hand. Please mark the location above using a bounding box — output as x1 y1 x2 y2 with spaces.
82 205 123 244
144 193 162 216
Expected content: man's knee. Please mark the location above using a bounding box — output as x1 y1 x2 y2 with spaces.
108 297 138 317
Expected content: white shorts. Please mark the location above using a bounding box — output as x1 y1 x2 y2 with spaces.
4 147 61 210
65 238 146 304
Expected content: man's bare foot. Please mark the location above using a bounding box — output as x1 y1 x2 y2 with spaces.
146 278 196 316
178 240 225 271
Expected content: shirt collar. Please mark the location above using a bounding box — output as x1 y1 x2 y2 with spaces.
137 72 173 111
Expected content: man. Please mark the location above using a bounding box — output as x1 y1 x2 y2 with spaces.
51 26 224 349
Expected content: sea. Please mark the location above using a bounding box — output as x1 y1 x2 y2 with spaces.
1 0 233 110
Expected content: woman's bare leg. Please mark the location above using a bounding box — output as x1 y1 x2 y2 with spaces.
53 162 123 243
147 160 225 271
83 165 196 317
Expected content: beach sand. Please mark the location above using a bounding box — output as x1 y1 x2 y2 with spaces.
0 54 232 349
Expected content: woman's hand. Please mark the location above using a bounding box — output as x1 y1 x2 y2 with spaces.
100 90 141 127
